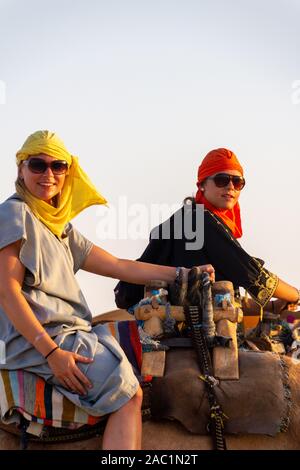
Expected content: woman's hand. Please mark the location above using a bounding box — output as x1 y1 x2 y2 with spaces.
181 264 215 283
196 264 215 283
47 348 94 395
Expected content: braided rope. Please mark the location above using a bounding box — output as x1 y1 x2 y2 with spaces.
183 268 227 451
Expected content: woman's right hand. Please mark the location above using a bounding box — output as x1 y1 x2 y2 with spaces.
46 348 94 395
185 264 215 283
197 264 215 283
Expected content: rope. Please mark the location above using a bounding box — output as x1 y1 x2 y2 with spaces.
163 302 176 334
185 304 227 450
184 268 228 451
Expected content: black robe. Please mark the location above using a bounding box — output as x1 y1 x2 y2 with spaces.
114 204 278 309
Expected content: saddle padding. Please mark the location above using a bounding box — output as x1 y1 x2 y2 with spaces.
151 349 289 436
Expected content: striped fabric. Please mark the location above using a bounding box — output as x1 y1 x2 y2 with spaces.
0 320 145 429
101 321 142 378
0 369 101 429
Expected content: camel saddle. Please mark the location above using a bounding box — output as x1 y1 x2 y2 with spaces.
150 349 291 436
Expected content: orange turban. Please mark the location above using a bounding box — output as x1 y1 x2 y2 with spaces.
195 148 244 239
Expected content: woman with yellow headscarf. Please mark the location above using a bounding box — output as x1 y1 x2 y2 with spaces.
0 130 214 450
15 130 107 237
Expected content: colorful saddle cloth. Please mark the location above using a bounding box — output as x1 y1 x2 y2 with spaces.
0 321 146 431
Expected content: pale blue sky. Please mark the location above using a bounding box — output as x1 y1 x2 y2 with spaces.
0 0 299 314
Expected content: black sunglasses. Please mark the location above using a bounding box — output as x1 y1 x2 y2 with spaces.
206 173 245 191
23 158 69 175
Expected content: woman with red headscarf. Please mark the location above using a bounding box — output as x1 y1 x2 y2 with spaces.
115 148 299 313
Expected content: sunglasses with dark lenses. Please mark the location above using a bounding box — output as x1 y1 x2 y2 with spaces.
207 173 245 190
23 158 69 175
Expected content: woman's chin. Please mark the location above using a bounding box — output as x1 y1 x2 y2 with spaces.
217 201 236 210
35 189 57 203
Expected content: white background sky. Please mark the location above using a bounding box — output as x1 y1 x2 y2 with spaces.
0 0 299 315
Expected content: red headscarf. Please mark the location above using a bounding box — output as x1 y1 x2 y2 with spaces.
195 148 244 238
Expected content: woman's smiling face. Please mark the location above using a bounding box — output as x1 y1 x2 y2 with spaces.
200 169 243 210
19 154 67 204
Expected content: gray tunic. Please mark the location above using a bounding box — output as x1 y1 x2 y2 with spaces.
0 194 139 416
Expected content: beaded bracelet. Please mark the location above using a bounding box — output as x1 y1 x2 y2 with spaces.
175 267 182 282
45 346 59 360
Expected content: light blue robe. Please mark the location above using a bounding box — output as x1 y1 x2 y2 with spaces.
0 195 139 416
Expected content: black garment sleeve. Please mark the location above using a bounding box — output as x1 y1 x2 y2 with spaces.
114 235 173 309
202 211 278 307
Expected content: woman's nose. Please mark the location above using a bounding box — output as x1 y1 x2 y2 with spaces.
226 178 235 189
44 167 55 177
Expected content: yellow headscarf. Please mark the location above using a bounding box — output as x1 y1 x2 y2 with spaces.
16 130 107 237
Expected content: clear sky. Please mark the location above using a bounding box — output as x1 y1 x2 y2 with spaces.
0 0 299 315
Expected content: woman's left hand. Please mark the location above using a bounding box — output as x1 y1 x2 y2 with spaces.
47 348 93 395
